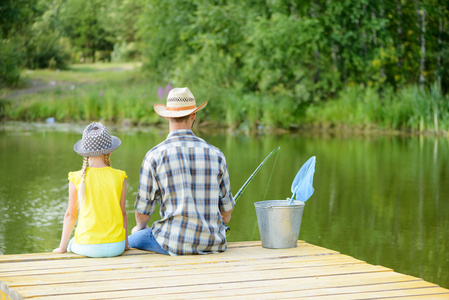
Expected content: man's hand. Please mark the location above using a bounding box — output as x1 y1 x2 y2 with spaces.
132 211 152 234
131 225 149 235
221 209 232 224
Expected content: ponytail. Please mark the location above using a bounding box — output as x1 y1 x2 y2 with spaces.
104 154 111 167
78 157 89 209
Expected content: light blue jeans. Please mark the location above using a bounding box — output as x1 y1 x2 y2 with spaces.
128 228 169 255
68 238 126 258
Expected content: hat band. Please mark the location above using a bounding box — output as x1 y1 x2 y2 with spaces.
166 105 197 111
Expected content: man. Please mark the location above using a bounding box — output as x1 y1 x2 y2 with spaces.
129 87 234 255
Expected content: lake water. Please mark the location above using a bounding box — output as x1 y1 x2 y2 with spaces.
0 122 448 289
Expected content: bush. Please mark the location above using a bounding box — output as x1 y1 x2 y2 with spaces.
24 24 71 69
0 40 23 87
111 42 138 63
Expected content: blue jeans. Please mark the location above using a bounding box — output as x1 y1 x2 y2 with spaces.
68 238 125 258
129 228 169 255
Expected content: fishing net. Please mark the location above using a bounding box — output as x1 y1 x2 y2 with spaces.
291 156 316 202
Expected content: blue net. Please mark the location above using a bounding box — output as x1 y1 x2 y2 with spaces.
291 156 316 202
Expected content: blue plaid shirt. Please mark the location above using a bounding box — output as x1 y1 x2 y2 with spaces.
135 129 234 255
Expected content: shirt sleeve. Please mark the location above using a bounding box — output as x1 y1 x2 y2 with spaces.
218 155 235 212
68 171 81 187
135 153 160 216
120 170 128 181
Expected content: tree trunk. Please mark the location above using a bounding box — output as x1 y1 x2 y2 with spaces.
437 5 442 87
419 5 426 89
309 0 321 84
376 1 386 80
396 1 403 69
415 0 426 89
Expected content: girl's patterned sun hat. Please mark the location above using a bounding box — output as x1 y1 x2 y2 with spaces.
73 122 121 157
154 87 208 118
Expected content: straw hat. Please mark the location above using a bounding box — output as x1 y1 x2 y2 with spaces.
154 87 208 118
73 122 121 157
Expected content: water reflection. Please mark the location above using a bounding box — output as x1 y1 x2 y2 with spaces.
0 123 447 289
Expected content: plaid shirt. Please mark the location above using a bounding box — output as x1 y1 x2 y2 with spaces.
135 129 234 255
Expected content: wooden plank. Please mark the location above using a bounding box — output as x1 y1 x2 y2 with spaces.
109 281 442 300
382 295 449 299
343 287 449 299
1 289 12 300
1 241 448 300
264 287 449 299
0 246 340 276
2 256 363 287
2 259 371 288
1 253 357 278
11 264 390 298
0 249 147 263
192 280 439 299
0 240 269 264
28 272 424 300
0 242 336 273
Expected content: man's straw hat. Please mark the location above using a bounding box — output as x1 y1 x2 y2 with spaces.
154 87 207 118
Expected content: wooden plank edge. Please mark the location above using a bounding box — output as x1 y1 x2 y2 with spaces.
0 241 307 264
0 245 339 274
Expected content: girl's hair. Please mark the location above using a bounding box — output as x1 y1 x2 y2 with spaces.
104 154 111 167
77 157 89 208
77 154 111 209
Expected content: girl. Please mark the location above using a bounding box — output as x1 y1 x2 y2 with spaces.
53 122 129 257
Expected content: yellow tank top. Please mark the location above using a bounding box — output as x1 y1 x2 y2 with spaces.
68 167 127 244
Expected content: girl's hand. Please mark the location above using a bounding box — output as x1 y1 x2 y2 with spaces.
53 247 67 253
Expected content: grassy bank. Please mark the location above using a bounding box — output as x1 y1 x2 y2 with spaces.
0 63 163 126
305 83 449 135
1 63 448 135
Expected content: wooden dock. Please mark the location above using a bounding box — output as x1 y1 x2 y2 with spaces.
1 241 448 299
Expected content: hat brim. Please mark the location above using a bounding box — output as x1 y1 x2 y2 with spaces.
154 101 208 118
73 136 121 157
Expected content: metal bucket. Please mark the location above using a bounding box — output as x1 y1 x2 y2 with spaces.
254 200 305 249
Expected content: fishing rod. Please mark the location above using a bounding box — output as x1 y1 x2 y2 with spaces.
225 146 280 234
234 146 280 203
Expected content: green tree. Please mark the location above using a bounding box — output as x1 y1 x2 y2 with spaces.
137 0 197 80
97 0 143 61
59 0 113 62
23 0 71 69
0 0 37 86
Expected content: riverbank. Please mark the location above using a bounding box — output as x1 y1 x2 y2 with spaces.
1 63 448 136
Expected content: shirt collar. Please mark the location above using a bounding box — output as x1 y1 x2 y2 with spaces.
167 129 195 139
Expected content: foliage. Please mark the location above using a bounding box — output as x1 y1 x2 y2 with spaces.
134 0 449 131
1 64 160 125
0 40 23 87
2 82 160 125
0 0 36 86
305 83 449 134
58 0 113 62
111 42 138 63
24 28 71 70
0 0 142 80
1 0 449 134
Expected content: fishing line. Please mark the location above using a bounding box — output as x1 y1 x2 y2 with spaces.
234 146 280 203
261 149 280 202
226 146 280 236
